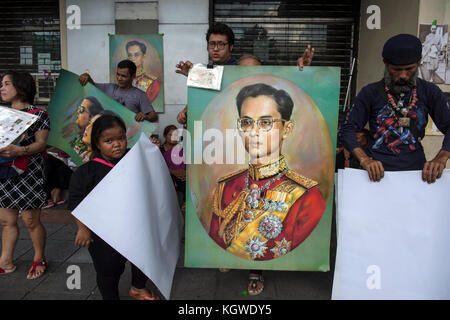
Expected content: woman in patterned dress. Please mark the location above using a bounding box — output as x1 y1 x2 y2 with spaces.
0 71 50 279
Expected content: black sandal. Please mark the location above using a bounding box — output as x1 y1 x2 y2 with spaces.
248 274 264 296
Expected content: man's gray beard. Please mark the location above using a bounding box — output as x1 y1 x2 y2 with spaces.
384 66 418 95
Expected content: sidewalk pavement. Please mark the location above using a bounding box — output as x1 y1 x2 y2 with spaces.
0 204 336 300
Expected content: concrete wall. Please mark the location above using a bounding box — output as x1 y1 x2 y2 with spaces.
62 0 209 138
356 0 420 92
65 0 115 82
157 0 209 138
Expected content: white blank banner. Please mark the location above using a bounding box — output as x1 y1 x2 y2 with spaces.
333 168 450 300
72 134 183 300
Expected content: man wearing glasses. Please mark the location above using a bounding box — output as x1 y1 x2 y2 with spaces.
209 83 325 262
75 96 103 135
175 23 314 125
126 40 161 103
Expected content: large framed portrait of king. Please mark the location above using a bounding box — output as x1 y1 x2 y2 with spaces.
185 66 340 271
109 34 164 112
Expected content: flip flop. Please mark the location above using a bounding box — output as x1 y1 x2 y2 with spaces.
56 199 67 205
248 274 264 296
42 201 55 209
0 265 17 275
27 260 48 280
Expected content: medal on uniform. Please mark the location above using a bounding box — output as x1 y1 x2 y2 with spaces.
247 184 260 209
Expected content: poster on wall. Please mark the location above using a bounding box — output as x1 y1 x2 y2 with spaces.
46 69 156 166
185 66 340 271
109 34 164 113
418 22 449 84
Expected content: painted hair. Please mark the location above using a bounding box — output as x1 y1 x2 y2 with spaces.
2 71 36 104
84 96 104 118
236 83 294 121
126 40 147 54
90 113 127 159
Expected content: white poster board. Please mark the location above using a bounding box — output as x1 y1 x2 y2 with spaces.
333 168 450 300
72 134 183 300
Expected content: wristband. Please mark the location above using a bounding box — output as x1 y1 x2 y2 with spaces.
23 146 29 155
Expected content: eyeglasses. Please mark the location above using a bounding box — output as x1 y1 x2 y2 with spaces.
77 105 86 114
208 41 228 50
127 52 142 58
237 117 286 132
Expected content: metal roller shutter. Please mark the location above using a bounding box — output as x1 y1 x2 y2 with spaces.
211 0 361 112
0 0 61 104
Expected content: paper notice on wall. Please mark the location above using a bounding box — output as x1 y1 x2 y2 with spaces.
333 168 450 300
71 134 183 300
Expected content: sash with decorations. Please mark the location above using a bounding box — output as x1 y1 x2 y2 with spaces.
212 157 318 260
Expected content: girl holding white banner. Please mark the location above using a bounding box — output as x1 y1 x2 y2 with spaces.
68 113 159 300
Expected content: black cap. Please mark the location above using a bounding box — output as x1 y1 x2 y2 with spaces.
382 34 422 65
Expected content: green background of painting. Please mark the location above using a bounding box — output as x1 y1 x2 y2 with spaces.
46 69 156 166
185 66 340 271
109 34 164 113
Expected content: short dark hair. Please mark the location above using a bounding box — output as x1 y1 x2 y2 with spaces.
126 40 147 54
236 83 294 121
90 113 127 159
2 71 36 104
164 125 178 138
206 23 235 46
84 96 104 118
117 59 137 77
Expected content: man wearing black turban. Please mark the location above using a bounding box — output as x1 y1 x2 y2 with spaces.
339 34 450 183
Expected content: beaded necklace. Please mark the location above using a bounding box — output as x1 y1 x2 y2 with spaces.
384 83 418 133
385 83 418 114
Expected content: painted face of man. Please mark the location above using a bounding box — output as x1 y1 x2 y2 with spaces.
127 45 145 70
238 95 294 164
207 33 233 65
75 98 93 134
